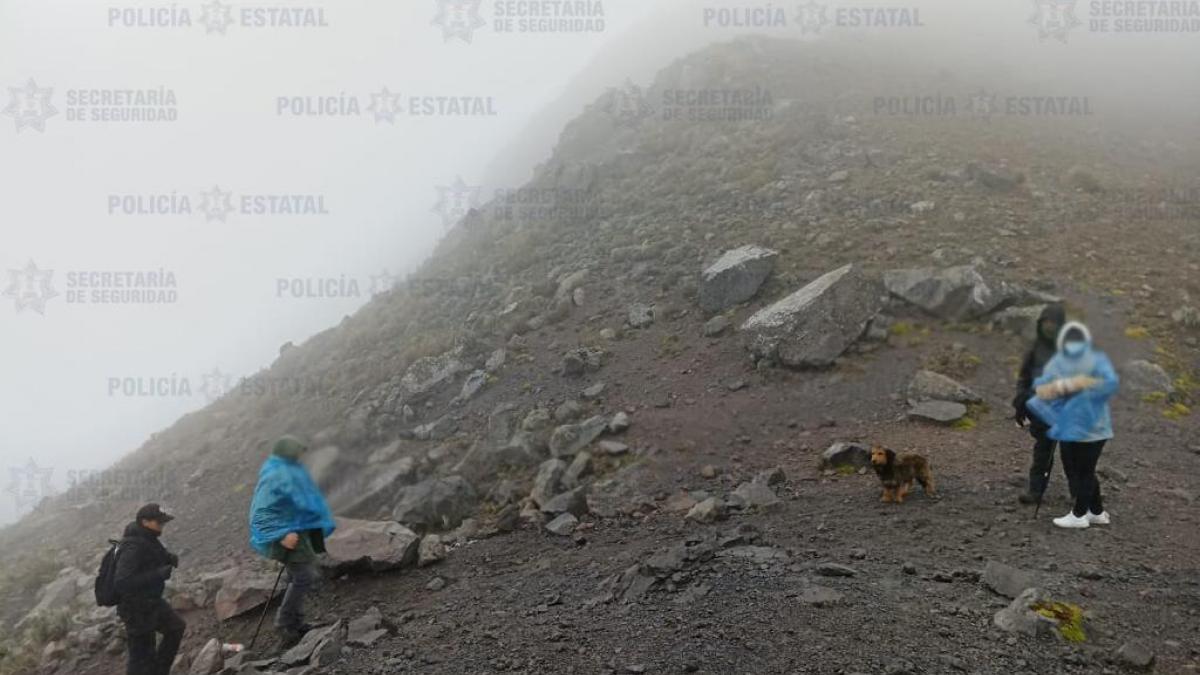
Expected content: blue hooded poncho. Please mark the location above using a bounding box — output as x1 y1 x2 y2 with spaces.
1026 321 1119 443
248 437 336 557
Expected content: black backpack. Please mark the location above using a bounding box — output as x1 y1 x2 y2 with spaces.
94 539 122 607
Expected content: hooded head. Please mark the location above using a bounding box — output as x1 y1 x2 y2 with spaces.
1036 304 1066 345
271 435 309 462
1056 321 1093 360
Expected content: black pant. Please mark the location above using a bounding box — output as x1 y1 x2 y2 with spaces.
122 599 186 675
275 561 319 631
1027 422 1059 496
1060 440 1106 518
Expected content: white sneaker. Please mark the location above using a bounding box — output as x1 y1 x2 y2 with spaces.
1053 512 1091 529
1087 511 1110 525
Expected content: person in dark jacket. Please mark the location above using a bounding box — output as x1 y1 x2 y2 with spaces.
114 503 184 675
1012 304 1067 504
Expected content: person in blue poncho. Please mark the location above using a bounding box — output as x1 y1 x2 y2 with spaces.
1026 321 1120 530
248 436 336 647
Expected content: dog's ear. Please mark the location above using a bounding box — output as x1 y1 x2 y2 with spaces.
885 447 896 462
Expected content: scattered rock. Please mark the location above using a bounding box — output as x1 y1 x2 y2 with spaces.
703 315 731 337
798 586 844 607
992 305 1047 342
596 440 629 456
561 348 604 377
906 370 982 404
741 263 882 368
581 382 606 399
347 606 387 647
564 451 593 486
814 563 857 578
728 481 781 510
685 497 725 524
1115 641 1156 671
545 513 579 536
188 638 223 675
281 620 344 667
418 534 446 568
820 442 871 470
627 303 656 329
531 459 568 506
426 577 447 591
993 588 1056 636
540 487 589 517
982 560 1037 599
697 245 779 313
907 400 968 424
549 415 609 458
609 411 631 433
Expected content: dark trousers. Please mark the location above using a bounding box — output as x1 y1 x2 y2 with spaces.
1060 440 1106 517
275 561 319 630
123 599 186 675
1027 422 1059 496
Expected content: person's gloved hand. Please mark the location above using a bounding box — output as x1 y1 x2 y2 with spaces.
157 565 174 581
165 552 179 568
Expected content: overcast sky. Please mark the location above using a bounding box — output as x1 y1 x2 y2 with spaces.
2 0 1197 525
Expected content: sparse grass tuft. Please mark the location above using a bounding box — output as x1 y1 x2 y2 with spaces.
1125 325 1150 339
1033 601 1086 643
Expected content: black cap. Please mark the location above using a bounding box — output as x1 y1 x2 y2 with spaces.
136 503 175 524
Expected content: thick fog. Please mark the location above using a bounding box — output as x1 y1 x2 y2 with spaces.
2 0 1198 525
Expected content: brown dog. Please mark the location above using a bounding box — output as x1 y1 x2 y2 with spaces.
870 445 936 503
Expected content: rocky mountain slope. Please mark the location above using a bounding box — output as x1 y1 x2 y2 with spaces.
2 36 1198 675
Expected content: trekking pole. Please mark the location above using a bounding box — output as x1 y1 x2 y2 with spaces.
1033 452 1055 520
248 555 287 650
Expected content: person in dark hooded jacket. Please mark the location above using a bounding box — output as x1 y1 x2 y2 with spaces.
1012 304 1067 504
114 503 184 675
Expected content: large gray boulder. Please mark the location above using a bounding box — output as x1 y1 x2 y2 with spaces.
322 517 420 573
883 265 1005 321
741 264 881 368
698 245 779 313
391 476 478 531
213 568 284 621
1122 359 1173 394
329 456 417 519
